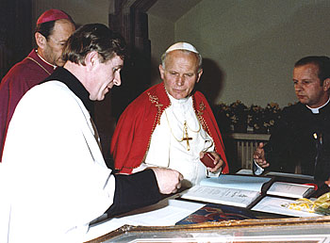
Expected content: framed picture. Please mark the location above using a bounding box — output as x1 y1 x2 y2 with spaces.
85 216 330 243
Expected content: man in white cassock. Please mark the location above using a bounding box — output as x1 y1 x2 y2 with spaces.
0 24 182 243
111 42 229 187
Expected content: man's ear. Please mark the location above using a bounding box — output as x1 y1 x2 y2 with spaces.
159 64 165 80
85 51 99 70
35 32 47 49
323 78 330 92
196 69 203 83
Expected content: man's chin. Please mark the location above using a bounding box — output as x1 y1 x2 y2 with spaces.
172 92 189 100
297 97 308 104
56 60 65 67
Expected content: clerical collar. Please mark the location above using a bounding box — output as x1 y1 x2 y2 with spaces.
166 90 190 105
42 67 94 114
35 50 56 69
306 97 330 114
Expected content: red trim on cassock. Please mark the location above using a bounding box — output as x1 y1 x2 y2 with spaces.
111 83 229 174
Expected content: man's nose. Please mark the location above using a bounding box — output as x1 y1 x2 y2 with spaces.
294 82 302 91
177 75 185 86
113 73 121 86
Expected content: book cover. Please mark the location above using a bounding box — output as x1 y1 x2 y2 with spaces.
176 203 256 225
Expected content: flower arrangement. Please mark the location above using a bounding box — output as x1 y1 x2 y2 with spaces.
214 101 282 134
262 102 281 133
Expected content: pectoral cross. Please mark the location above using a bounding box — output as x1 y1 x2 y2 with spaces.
182 121 192 151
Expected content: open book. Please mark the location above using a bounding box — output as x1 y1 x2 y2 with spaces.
267 181 315 198
180 175 315 209
180 175 272 208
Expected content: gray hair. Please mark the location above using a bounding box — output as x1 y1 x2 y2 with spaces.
161 50 203 72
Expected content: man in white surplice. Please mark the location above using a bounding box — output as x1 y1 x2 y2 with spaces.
0 24 183 243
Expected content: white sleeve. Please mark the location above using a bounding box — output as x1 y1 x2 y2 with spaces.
253 159 265 175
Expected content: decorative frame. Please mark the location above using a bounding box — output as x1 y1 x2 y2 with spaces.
85 216 330 243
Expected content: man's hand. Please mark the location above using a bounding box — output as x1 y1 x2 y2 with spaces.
325 177 330 187
151 167 183 194
200 151 223 173
253 142 270 168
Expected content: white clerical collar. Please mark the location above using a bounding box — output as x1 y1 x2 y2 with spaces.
36 50 56 69
306 97 330 114
166 90 191 105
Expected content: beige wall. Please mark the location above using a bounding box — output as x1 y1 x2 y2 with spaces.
148 14 175 84
149 0 330 108
33 0 330 108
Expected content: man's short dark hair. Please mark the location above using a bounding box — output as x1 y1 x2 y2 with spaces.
35 21 56 40
62 23 126 65
294 56 330 85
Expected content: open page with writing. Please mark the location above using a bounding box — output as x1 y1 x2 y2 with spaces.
266 182 315 199
180 185 261 208
179 174 317 210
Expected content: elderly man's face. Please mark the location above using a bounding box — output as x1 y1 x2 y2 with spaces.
159 50 202 100
293 63 330 108
43 19 75 66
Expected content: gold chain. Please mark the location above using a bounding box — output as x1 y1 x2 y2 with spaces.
26 57 52 76
164 110 201 151
185 119 201 133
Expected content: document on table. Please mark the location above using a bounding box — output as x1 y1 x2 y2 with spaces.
180 185 261 208
85 198 205 241
252 196 320 217
114 198 205 226
267 182 315 199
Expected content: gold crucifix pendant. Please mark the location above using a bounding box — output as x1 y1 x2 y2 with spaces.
182 121 192 151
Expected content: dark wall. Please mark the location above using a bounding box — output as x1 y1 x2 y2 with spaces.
0 0 32 80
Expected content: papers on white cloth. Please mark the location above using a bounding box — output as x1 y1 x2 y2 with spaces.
84 197 205 242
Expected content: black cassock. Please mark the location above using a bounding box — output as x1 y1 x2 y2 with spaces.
264 101 330 181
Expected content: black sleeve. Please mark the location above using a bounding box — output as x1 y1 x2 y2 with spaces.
106 169 162 217
264 106 298 173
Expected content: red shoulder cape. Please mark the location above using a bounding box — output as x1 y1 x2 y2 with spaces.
111 83 229 174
